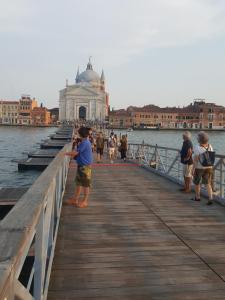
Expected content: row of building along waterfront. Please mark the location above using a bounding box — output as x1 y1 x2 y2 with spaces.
109 100 225 130
0 95 59 126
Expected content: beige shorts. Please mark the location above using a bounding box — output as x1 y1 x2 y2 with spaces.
183 164 193 178
109 147 115 155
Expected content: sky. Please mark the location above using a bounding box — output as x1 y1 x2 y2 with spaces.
1 0 225 109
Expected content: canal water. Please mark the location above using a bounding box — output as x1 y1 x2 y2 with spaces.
0 126 56 188
115 129 225 156
0 126 224 188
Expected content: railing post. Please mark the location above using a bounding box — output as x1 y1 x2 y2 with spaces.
165 149 168 172
155 144 158 169
34 208 44 300
177 151 180 182
220 160 225 199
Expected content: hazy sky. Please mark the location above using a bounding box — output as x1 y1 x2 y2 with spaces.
1 0 225 109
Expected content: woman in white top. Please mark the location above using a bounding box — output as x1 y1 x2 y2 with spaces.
192 131 214 205
108 134 116 163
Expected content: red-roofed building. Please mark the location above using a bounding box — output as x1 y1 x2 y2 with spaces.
109 100 225 129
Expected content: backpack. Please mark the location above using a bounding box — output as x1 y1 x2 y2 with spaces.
109 138 115 148
199 145 215 167
96 137 104 149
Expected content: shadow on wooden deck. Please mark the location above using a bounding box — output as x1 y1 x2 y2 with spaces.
48 160 225 300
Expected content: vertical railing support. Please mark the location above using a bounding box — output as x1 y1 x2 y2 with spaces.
220 160 225 199
34 208 44 300
165 149 168 172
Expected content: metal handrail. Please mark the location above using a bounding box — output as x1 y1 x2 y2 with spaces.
127 143 225 203
0 143 72 300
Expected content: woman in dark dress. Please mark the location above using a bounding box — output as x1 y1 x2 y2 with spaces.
120 135 128 161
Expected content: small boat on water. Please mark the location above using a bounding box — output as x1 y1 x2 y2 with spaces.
127 128 133 132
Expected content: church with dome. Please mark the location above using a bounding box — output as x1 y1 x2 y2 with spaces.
59 59 109 122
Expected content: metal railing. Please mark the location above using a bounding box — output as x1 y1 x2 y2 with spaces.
0 143 71 300
127 143 225 204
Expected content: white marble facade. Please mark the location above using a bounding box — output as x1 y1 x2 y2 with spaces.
59 60 109 122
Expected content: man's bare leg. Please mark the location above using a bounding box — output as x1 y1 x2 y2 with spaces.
78 187 90 208
185 177 192 193
74 186 82 205
206 183 213 205
194 184 201 200
65 185 81 205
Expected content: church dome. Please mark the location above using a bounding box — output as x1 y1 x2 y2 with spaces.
76 59 101 84
77 69 100 83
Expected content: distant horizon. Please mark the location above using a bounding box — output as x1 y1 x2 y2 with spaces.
1 1 225 109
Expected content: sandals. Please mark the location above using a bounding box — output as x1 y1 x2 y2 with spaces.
191 197 201 202
65 198 78 206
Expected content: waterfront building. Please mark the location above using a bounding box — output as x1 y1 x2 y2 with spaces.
59 59 109 122
0 100 19 125
109 100 225 129
18 95 38 125
49 107 59 124
31 105 51 126
109 109 133 128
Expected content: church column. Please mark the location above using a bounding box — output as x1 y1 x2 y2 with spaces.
74 102 77 120
90 100 96 120
88 100 91 120
69 99 74 121
59 99 65 121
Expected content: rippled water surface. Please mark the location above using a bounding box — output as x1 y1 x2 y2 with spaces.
114 129 225 155
0 126 56 187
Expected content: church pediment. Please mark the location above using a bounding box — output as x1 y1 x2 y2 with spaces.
66 86 100 97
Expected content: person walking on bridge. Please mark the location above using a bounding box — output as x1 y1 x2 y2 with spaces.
108 133 116 163
64 126 93 208
120 135 128 161
96 131 104 163
180 131 193 193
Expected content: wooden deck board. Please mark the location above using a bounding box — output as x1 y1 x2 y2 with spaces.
48 162 225 299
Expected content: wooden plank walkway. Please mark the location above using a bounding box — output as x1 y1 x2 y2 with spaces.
48 161 225 300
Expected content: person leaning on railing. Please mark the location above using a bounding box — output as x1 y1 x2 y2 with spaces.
192 131 215 205
64 126 93 208
180 131 193 193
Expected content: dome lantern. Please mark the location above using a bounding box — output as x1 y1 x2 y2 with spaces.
86 56 93 71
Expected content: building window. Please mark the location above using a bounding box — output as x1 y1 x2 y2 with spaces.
208 114 214 121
